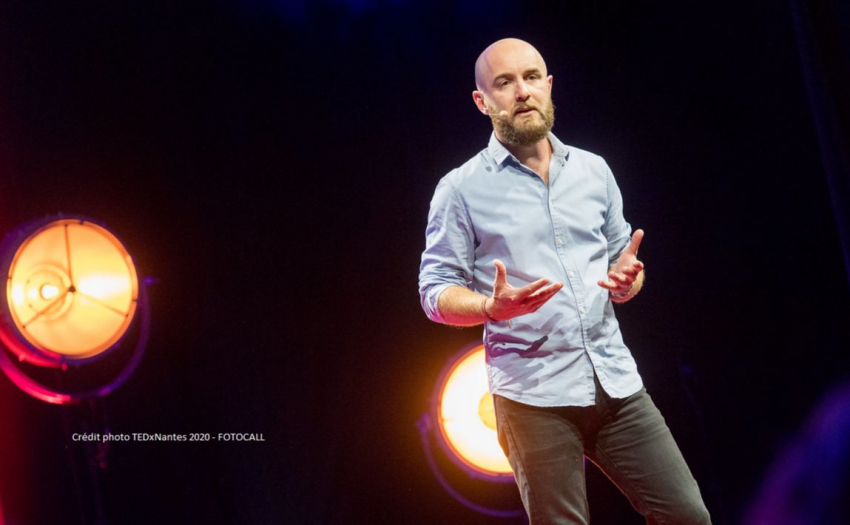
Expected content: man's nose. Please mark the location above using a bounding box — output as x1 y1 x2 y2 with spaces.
515 80 531 101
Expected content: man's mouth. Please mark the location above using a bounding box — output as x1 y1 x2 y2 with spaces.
514 106 537 116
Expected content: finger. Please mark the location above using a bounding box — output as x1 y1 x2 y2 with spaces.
619 271 639 283
597 279 619 292
626 229 644 256
493 259 508 290
515 277 552 298
628 260 644 272
621 266 639 277
526 284 563 310
529 299 551 313
527 281 563 301
618 262 643 280
608 271 631 286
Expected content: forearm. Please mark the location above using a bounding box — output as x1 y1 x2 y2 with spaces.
436 285 492 326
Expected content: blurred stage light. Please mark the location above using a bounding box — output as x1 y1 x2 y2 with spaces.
419 343 523 519
436 344 512 478
0 215 149 404
1 218 138 365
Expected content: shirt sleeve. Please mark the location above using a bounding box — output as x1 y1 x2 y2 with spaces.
602 163 633 266
418 175 476 324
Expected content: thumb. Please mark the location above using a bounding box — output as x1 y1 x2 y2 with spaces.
626 229 644 256
493 259 507 290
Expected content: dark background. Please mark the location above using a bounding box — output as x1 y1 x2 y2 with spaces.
1 1 849 523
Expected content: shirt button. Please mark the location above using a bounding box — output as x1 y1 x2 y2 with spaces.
579 307 586 314
556 237 564 246
568 271 575 278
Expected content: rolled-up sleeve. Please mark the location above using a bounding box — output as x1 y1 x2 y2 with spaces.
418 175 475 324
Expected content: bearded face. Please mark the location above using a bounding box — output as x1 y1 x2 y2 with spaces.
488 98 555 147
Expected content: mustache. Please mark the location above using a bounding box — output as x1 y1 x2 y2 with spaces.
512 103 540 115
487 101 554 121
487 103 542 118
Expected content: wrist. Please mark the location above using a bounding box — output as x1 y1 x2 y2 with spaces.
610 285 634 301
481 296 499 322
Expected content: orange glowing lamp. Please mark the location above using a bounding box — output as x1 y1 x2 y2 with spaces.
436 344 513 478
0 218 139 368
0 214 148 404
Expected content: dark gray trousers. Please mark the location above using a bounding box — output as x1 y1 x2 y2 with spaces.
494 383 711 524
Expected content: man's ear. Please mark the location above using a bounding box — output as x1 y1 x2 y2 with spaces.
472 90 490 115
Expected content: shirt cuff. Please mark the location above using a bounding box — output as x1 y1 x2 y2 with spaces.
421 283 455 324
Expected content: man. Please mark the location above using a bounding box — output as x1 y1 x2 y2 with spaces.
418 38 711 524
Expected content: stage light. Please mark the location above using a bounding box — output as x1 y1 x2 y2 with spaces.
419 342 523 519
0 215 149 404
436 344 512 478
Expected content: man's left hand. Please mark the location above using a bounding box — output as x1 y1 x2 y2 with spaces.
597 229 645 301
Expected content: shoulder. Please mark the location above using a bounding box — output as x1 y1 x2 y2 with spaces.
560 144 618 193
547 132 612 175
562 144 611 172
437 147 494 192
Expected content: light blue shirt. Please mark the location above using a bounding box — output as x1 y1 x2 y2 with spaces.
419 132 643 407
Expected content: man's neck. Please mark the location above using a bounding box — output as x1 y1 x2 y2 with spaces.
497 134 553 182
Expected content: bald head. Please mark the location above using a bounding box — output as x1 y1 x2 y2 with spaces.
471 38 555 147
474 38 548 91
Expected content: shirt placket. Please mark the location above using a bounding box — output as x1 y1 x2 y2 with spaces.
547 157 597 392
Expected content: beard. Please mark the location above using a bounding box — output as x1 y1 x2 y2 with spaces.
489 99 555 147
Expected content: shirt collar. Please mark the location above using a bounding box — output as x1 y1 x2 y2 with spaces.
487 131 570 168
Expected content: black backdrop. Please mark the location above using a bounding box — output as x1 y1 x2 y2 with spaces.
1 1 849 524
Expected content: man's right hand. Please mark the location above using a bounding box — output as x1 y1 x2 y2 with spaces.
485 259 564 321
